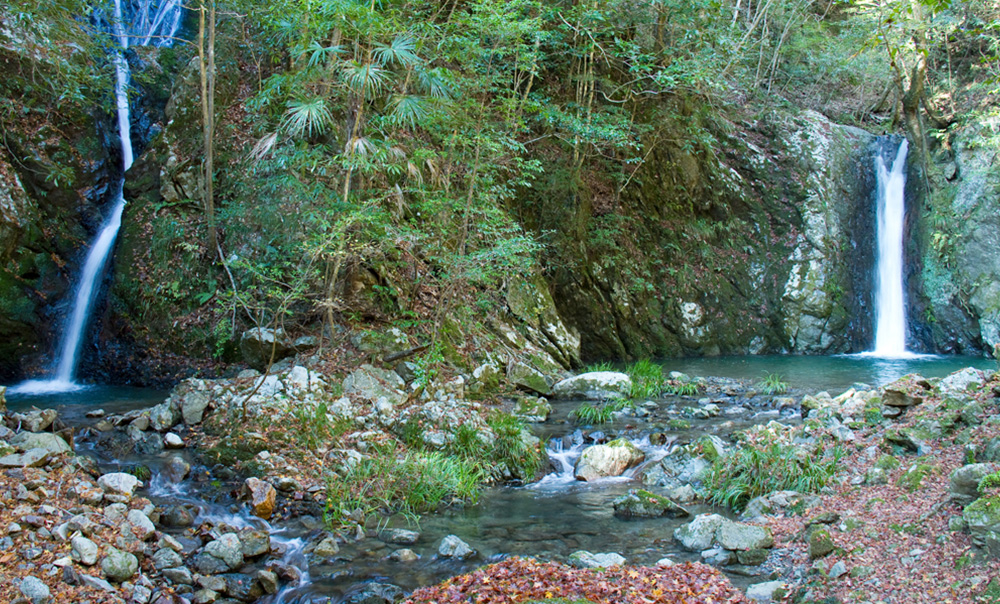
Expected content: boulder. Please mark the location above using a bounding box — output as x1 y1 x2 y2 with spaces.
574 438 645 481
514 397 552 422
938 368 984 393
378 528 420 545
71 536 98 566
438 535 475 560
164 433 185 448
240 327 295 369
239 529 271 558
243 477 277 520
101 548 139 582
205 533 244 570
98 473 140 499
181 390 212 425
148 402 180 431
950 463 1000 504
567 551 626 568
0 448 51 468
314 536 339 558
152 548 184 570
125 509 156 541
674 513 726 551
162 456 191 483
19 576 51 604
343 364 407 405
746 580 787 603
642 445 711 490
715 520 774 551
551 372 633 400
13 408 58 432
963 497 1000 556
507 361 551 395
221 573 264 601
741 490 820 521
612 489 689 519
342 582 404 604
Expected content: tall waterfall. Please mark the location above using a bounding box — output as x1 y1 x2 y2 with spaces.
872 138 910 357
11 0 183 394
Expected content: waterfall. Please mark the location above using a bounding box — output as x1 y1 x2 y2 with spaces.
10 0 184 395
872 138 910 357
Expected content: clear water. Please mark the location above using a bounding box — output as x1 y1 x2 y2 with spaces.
657 354 992 393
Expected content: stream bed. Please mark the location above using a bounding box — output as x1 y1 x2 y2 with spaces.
3 354 994 603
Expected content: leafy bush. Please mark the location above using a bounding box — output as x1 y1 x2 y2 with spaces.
705 434 842 511
757 372 789 395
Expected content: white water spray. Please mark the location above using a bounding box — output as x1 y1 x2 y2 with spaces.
9 0 183 395
872 139 910 357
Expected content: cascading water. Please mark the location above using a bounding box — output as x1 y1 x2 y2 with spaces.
871 138 910 357
10 0 184 395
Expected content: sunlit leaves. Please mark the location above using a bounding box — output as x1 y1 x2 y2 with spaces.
282 97 333 137
373 35 421 67
342 61 391 96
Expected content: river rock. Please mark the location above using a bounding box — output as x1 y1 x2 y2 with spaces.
19 576 51 604
15 408 58 433
674 513 726 551
514 396 552 422
0 448 51 468
506 361 551 395
98 472 140 499
164 433 185 448
939 367 984 393
963 497 1000 556
9 432 71 455
162 566 195 585
567 551 626 568
343 364 407 405
71 535 99 566
163 455 191 483
313 535 340 558
746 580 787 602
149 401 180 431
438 535 475 560
102 547 139 582
716 520 774 551
342 582 404 604
612 489 689 519
152 547 184 570
741 490 820 521
950 463 1000 504
239 528 271 558
575 438 645 481
243 477 277 520
642 444 712 490
180 390 212 425
240 327 294 370
551 372 632 399
387 548 419 562
220 573 263 601
205 533 245 570
378 528 420 545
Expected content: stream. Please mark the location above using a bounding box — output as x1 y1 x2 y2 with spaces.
4 354 994 603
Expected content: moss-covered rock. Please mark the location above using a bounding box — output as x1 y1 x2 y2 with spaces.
612 489 689 519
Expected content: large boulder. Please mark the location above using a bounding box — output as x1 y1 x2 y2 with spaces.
674 513 726 551
343 364 407 405
567 551 626 568
552 372 632 399
938 368 984 393
10 432 71 455
240 328 294 370
963 496 1000 557
507 361 551 395
612 489 689 519
950 463 1000 504
715 519 774 551
574 438 645 481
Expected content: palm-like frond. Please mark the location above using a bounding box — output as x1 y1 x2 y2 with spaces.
415 67 453 99
373 35 421 67
386 94 429 128
249 132 279 163
302 40 345 69
282 97 333 137
342 62 391 96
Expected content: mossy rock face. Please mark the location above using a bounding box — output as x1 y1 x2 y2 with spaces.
964 496 1000 557
612 489 690 519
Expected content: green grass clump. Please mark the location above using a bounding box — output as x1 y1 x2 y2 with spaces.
626 359 665 398
664 380 701 396
757 372 789 395
980 471 1000 495
584 361 615 373
483 411 544 481
705 436 843 511
291 401 353 451
325 445 484 527
571 403 615 425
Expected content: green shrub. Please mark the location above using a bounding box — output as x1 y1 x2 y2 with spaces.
664 380 701 396
705 435 842 511
757 372 789 395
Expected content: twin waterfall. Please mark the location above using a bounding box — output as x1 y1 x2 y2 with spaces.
872 139 911 357
11 0 183 394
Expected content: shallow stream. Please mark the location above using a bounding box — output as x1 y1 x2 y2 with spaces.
4 354 994 602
